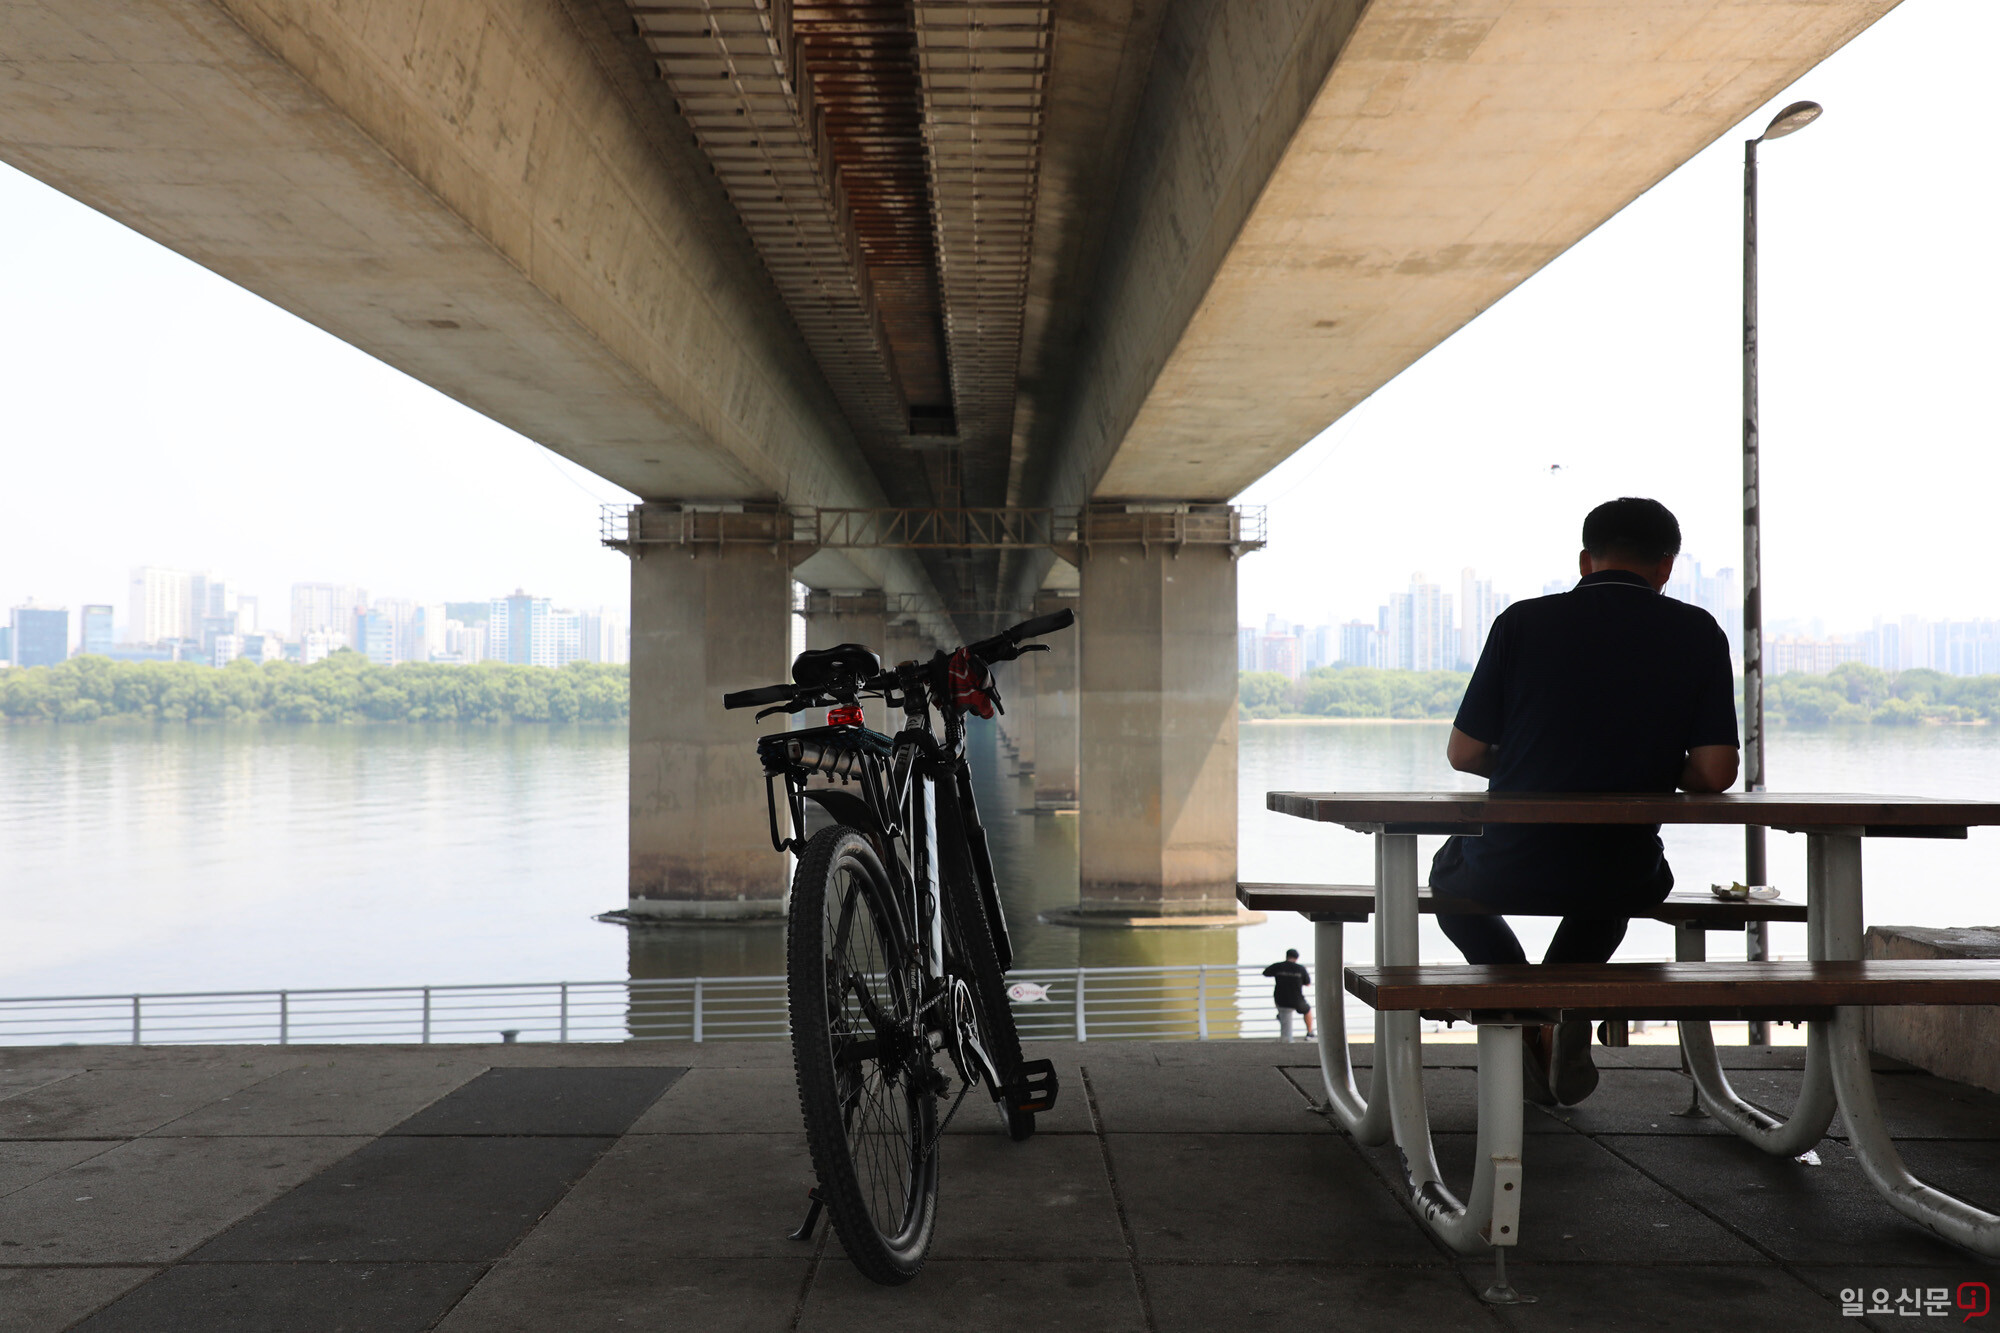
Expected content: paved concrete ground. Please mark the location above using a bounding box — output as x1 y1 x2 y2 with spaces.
4 1039 1999 1331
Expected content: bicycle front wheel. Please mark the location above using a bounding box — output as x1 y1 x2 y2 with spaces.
787 826 938 1285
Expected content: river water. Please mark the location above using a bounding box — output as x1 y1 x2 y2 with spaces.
2 721 1997 998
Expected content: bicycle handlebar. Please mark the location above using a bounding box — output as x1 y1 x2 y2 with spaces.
723 607 1075 710
968 606 1074 663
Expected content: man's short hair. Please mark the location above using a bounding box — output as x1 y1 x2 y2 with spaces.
1582 497 1682 563
1285 949 1300 959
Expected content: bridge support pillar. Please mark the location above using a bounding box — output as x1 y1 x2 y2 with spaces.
1032 590 1079 810
1074 512 1238 919
802 589 890 732
624 503 792 920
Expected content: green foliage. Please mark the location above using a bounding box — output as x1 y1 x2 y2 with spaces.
1237 663 2000 725
1239 666 1472 720
0 652 628 725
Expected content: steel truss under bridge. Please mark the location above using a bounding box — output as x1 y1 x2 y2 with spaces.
602 504 1266 555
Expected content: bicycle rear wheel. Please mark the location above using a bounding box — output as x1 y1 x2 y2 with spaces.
787 826 938 1284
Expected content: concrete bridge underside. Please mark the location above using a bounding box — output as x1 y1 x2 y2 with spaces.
0 0 1896 916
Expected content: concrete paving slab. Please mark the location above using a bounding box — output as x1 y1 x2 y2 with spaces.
1713 1069 2000 1143
0 1070 81 1104
930 1132 1125 1260
1085 1061 1332 1134
0 1135 365 1263
1106 1133 1434 1264
1607 1133 2000 1267
69 1261 488 1333
191 1135 615 1263
507 1133 813 1262
150 1059 485 1138
1364 1132 1765 1264
1533 1068 1734 1138
436 1257 812 1333
1469 1262 1855 1331
0 1064 294 1140
386 1066 684 1136
1144 1261 1499 1333
0 1140 114 1199
801 1258 1145 1332
629 1067 802 1134
1286 1067 1572 1137
0 1266 154 1333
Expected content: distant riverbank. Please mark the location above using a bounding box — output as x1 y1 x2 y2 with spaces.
1240 664 2000 727
0 653 627 724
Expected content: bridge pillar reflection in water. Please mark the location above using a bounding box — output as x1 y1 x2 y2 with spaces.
1074 507 1240 921
622 502 792 922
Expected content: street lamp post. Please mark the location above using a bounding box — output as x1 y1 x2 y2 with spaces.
1742 99 1821 1046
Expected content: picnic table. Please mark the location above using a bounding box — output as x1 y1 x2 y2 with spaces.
1262 791 2000 1297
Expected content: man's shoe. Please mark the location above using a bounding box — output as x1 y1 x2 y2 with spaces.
1550 1019 1600 1105
1521 1024 1558 1106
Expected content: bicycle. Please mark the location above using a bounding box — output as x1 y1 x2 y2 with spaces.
723 607 1073 1284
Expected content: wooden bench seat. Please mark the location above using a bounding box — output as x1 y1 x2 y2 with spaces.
1345 959 2000 1023
1238 882 1806 928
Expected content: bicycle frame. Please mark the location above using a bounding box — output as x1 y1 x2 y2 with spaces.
756 658 1008 1096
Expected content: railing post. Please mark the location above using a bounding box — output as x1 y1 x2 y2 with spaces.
422 987 432 1044
560 982 570 1044
693 977 705 1043
131 995 141 1047
279 991 289 1046
1074 968 1086 1042
1197 966 1209 1041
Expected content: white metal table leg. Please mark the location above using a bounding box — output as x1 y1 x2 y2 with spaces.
1369 834 1528 1258
1676 903 1837 1153
1312 915 1390 1143
1813 832 2000 1254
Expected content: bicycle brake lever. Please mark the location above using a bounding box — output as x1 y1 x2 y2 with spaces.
753 703 790 722
1018 644 1049 654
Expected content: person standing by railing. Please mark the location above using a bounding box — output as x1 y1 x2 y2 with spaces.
1264 950 1314 1042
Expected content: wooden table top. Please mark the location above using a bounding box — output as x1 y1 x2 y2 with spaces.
1267 791 2000 834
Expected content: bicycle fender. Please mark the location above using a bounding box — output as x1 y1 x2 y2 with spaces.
799 788 888 844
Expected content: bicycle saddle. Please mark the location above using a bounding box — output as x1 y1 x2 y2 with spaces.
790 642 881 689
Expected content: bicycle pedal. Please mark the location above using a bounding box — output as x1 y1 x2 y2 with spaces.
1008 1058 1059 1114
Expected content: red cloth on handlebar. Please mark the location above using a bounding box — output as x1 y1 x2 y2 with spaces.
948 649 996 719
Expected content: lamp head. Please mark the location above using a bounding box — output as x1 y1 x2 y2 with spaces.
1759 100 1823 142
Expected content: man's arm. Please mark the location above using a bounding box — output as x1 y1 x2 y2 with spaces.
1681 745 1740 793
1447 727 1497 777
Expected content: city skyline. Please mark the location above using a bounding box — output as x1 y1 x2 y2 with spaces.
2 565 627 669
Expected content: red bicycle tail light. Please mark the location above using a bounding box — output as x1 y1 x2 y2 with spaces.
826 704 865 727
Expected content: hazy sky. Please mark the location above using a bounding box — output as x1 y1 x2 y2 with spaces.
1 0 1992 638
1239 0 2000 636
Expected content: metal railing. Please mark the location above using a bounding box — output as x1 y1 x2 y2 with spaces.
0 964 1327 1047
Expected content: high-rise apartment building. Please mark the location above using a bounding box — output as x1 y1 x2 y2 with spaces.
1338 621 1381 668
129 567 195 645
1237 626 1258 672
490 590 558 666
1458 570 1511 670
8 604 68 667
79 605 114 657
291 583 368 640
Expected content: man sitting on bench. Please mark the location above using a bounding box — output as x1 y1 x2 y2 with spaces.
1433 497 1740 1106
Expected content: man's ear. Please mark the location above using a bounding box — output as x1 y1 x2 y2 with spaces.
1578 549 1593 577
1650 556 1677 591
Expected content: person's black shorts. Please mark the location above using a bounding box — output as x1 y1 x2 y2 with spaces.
1279 1000 1311 1015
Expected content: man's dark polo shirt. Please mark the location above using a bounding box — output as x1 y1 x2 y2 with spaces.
1429 569 1740 914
